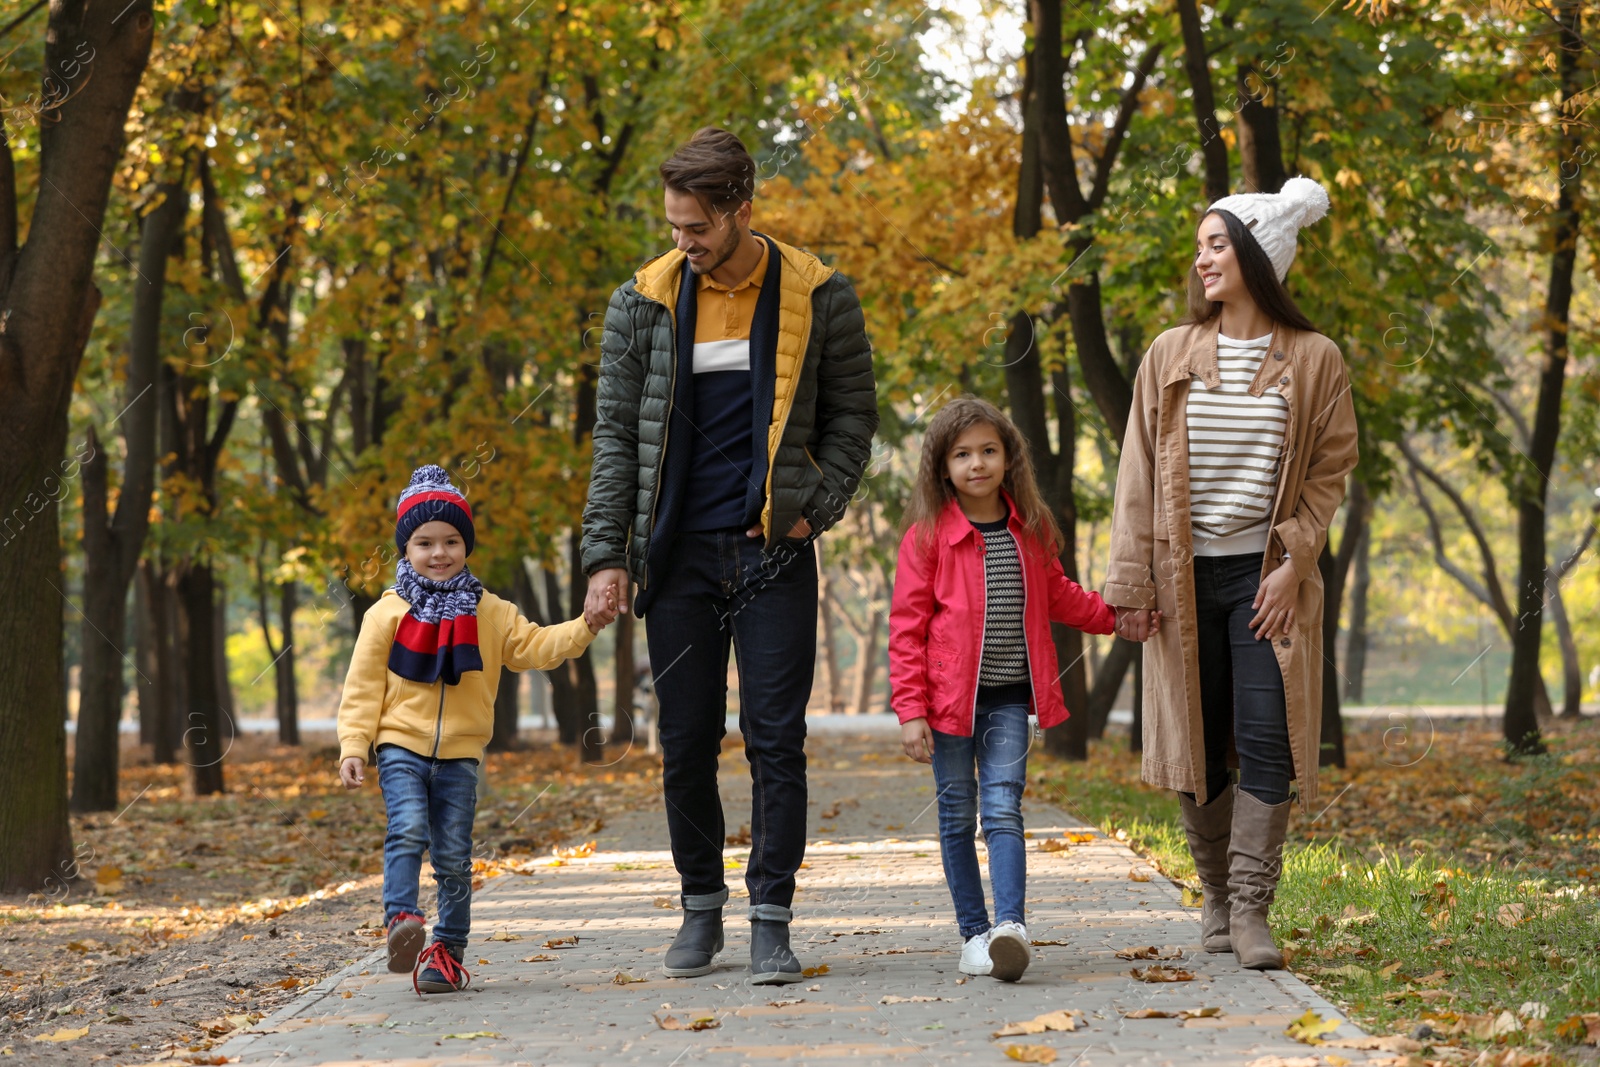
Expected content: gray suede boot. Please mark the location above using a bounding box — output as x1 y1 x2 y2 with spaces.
663 889 726 978
1227 789 1292 971
749 904 805 985
1179 784 1235 953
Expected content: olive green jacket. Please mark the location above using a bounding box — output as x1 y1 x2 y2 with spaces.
580 238 878 592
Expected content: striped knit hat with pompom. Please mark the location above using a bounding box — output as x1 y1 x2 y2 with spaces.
395 465 475 557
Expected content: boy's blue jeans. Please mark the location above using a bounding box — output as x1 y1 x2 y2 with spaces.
930 699 1031 939
377 743 479 950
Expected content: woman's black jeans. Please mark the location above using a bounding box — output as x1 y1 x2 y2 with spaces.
1192 552 1294 806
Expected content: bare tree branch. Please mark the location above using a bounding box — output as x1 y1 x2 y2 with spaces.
1087 42 1163 210
1551 497 1600 581
1407 466 1508 626
1397 438 1516 627
1486 385 1533 446
0 0 46 44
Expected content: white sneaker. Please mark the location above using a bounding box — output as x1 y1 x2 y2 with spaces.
958 932 993 976
988 921 1030 982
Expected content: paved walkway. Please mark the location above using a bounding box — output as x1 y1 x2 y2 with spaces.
221 730 1386 1066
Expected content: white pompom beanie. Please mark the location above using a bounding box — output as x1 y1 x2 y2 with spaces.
1205 176 1331 282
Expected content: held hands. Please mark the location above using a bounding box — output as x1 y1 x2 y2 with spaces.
1250 559 1299 641
900 718 934 764
340 757 365 790
585 569 627 633
1113 606 1163 642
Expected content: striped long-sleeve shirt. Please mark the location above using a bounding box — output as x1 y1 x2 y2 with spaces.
972 510 1029 688
1186 333 1287 556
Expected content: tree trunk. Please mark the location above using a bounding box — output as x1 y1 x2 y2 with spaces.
0 481 75 889
486 583 521 752
1547 579 1582 719
612 610 636 748
1549 503 1598 719
1064 268 1133 447
73 432 127 811
817 557 846 714
1236 61 1286 194
134 562 161 747
71 156 184 810
852 609 884 717
542 565 581 746
1176 0 1229 200
275 582 299 745
214 581 235 742
1129 645 1144 753
568 530 605 764
1316 480 1367 769
1317 543 1348 769
179 564 226 794
1084 637 1136 739
1343 521 1371 704
0 0 157 887
143 560 186 765
490 667 520 752
1505 0 1580 756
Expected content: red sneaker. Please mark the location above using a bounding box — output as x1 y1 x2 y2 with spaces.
386 912 426 974
414 941 471 995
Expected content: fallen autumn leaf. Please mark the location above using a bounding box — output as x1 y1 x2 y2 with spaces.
31 1027 89 1042
1129 965 1195 983
1115 946 1183 961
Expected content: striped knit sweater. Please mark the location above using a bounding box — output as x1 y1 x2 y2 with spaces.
972 511 1029 687
1186 333 1288 556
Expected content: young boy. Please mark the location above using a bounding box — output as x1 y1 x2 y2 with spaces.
337 465 616 994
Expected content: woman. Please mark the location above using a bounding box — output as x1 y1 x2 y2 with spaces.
1104 177 1358 971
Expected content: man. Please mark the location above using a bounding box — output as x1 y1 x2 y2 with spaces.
581 127 877 984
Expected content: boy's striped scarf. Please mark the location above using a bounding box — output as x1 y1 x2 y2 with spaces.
388 559 485 685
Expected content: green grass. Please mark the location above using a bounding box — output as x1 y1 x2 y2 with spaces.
1035 733 1600 1061
1277 845 1600 1051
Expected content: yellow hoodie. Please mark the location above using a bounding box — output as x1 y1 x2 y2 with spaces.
336 589 595 763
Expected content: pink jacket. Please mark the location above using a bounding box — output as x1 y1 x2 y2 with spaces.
889 494 1116 735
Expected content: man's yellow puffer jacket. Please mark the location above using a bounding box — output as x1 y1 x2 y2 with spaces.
336 589 595 763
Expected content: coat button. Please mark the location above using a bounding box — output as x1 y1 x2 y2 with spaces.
1280 376 1289 385
1280 637 1292 648
1273 350 1285 361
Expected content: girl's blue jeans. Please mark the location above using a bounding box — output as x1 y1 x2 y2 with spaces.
377 743 479 951
930 699 1031 939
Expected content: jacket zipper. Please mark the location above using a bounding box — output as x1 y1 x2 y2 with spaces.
1010 525 1036 722
643 301 678 591
969 533 987 733
763 261 820 549
765 386 804 549
430 681 445 759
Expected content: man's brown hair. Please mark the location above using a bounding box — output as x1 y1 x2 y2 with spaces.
659 127 756 216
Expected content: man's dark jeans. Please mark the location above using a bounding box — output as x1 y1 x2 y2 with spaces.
644 529 817 913
1193 552 1295 805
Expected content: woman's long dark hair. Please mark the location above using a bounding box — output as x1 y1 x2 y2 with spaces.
1185 209 1319 333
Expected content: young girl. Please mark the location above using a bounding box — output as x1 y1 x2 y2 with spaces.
337 465 614 994
889 398 1117 982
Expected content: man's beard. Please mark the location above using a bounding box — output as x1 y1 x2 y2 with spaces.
688 222 742 275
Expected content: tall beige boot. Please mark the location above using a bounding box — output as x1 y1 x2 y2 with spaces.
1227 789 1292 970
1178 784 1234 953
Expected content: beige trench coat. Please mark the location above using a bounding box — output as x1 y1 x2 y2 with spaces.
1104 319 1359 810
